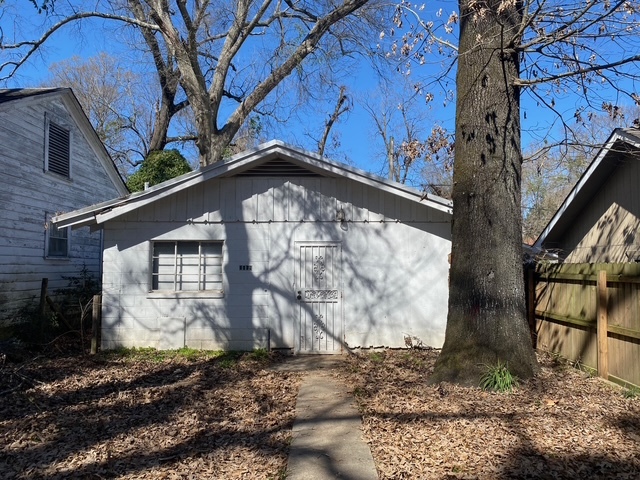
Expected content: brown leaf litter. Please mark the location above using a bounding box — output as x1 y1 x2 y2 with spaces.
337 349 640 480
1 352 300 479
2 348 639 479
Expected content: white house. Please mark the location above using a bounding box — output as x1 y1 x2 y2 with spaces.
0 88 128 324
55 141 452 353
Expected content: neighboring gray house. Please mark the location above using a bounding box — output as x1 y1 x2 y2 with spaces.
534 128 640 262
56 141 452 353
0 88 128 323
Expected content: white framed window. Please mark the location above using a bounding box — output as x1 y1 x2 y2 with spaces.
44 115 71 178
45 214 70 258
151 241 223 292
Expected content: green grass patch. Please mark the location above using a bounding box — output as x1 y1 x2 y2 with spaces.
623 385 640 399
100 347 276 367
247 348 270 361
479 360 518 393
103 347 226 363
368 351 385 363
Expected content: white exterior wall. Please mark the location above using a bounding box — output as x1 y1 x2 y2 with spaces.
0 94 124 322
100 176 451 351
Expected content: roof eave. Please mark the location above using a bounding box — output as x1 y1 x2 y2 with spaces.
54 140 453 226
534 128 640 249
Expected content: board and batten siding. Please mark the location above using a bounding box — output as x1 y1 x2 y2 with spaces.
0 94 124 322
101 176 451 351
547 152 640 263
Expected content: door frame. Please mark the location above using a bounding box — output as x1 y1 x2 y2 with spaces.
293 241 343 354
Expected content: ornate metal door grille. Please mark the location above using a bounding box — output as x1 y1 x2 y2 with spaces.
296 243 341 353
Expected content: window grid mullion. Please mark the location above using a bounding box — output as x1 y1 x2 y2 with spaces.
198 242 202 291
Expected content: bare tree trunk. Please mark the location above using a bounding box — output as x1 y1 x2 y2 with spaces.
430 0 538 385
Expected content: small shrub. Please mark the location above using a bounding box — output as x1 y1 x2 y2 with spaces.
479 361 518 393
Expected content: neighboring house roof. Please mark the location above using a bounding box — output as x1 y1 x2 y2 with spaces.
534 127 640 251
0 87 128 196
54 140 453 229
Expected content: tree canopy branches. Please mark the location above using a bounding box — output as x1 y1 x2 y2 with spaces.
1 0 379 165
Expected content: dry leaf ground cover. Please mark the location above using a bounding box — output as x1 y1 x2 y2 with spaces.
337 350 640 480
0 349 300 479
3 347 640 480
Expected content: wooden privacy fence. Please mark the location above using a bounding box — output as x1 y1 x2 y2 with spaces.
531 263 640 388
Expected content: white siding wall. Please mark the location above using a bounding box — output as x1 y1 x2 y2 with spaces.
100 176 451 351
0 95 123 322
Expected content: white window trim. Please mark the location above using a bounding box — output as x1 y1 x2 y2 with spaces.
44 113 72 179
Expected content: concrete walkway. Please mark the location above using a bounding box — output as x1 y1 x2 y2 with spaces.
272 356 378 480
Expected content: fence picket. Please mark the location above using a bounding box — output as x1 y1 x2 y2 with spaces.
533 262 640 388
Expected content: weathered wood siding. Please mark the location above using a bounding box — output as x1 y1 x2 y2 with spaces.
553 152 640 262
535 262 640 388
0 95 123 322
101 176 451 351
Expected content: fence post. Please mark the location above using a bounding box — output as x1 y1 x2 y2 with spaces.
527 268 536 348
39 278 48 316
597 270 609 379
91 294 102 355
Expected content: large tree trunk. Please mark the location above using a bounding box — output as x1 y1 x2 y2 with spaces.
430 0 538 385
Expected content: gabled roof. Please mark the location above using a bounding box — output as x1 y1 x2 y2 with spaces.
534 128 640 250
0 88 128 196
54 140 452 229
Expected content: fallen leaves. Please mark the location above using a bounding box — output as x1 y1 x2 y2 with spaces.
3 348 639 479
337 350 640 479
0 353 299 479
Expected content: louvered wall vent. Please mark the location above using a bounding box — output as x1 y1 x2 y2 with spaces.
237 158 321 177
47 121 70 177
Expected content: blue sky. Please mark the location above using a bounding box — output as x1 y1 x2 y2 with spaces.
1 2 458 180
3 1 637 180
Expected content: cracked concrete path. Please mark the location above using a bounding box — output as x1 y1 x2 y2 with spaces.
275 356 378 480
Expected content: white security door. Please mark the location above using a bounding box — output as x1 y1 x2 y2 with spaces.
296 243 342 353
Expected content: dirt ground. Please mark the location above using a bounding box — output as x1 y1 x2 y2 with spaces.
2 347 640 479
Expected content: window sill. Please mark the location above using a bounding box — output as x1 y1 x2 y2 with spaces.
147 290 225 299
45 256 70 261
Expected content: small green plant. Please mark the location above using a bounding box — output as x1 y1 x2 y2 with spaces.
218 358 237 369
479 361 518 392
369 351 385 363
174 347 203 361
623 385 640 399
248 348 270 361
352 386 367 398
